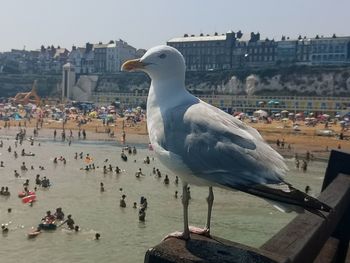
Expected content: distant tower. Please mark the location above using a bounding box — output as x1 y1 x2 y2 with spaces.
62 63 76 101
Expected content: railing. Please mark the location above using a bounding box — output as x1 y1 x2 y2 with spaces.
144 150 350 263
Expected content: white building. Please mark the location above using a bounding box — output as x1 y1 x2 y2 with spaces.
106 40 137 72
68 46 85 74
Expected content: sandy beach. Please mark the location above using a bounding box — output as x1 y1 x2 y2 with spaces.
0 117 349 160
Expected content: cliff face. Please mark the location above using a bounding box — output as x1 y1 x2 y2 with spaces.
1 67 350 99
220 71 350 96
184 67 350 97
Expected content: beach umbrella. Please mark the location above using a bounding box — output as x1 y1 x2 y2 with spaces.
274 113 281 117
322 114 330 118
268 99 279 105
335 114 340 118
282 118 289 121
89 111 97 118
253 109 268 117
281 110 289 114
106 114 114 121
288 113 294 116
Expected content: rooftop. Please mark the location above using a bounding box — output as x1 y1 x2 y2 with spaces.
168 35 227 43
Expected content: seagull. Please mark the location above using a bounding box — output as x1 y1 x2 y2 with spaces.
122 45 332 240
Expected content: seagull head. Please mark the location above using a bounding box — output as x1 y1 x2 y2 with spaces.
122 45 186 81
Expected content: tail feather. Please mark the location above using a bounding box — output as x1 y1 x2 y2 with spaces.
233 183 332 214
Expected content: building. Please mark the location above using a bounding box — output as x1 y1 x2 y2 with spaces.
168 32 350 71
94 43 108 73
167 32 236 71
68 46 85 74
106 40 137 73
296 38 311 65
245 33 276 68
310 35 350 66
81 43 94 74
276 39 297 63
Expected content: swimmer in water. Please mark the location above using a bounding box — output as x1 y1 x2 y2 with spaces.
164 175 169 185
120 195 126 208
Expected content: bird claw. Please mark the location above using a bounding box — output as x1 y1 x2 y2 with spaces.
189 226 211 237
162 227 211 241
162 231 190 241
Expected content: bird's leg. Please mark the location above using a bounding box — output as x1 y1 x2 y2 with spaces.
205 186 214 232
189 186 213 237
163 183 190 240
182 183 190 239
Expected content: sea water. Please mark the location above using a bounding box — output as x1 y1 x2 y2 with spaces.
0 139 327 263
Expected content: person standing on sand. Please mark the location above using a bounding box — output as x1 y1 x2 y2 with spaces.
306 151 310 162
53 129 57 140
276 139 280 148
122 130 126 144
82 129 86 140
301 160 307 173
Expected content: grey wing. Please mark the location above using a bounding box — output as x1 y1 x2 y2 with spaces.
161 101 288 188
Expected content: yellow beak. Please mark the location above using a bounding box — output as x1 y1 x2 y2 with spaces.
121 59 144 72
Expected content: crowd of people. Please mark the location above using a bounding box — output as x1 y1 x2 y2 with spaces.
0 125 180 243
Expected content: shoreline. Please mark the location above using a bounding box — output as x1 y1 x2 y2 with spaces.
0 124 335 162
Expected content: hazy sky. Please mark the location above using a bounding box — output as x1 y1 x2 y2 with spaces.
0 0 349 52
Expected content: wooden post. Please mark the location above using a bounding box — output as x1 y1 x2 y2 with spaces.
322 150 350 262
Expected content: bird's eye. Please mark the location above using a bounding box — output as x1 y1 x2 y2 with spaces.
159 54 166 59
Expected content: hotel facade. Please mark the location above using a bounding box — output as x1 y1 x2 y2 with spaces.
166 32 350 71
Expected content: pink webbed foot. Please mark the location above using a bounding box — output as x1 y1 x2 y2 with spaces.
189 226 211 237
162 231 190 241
